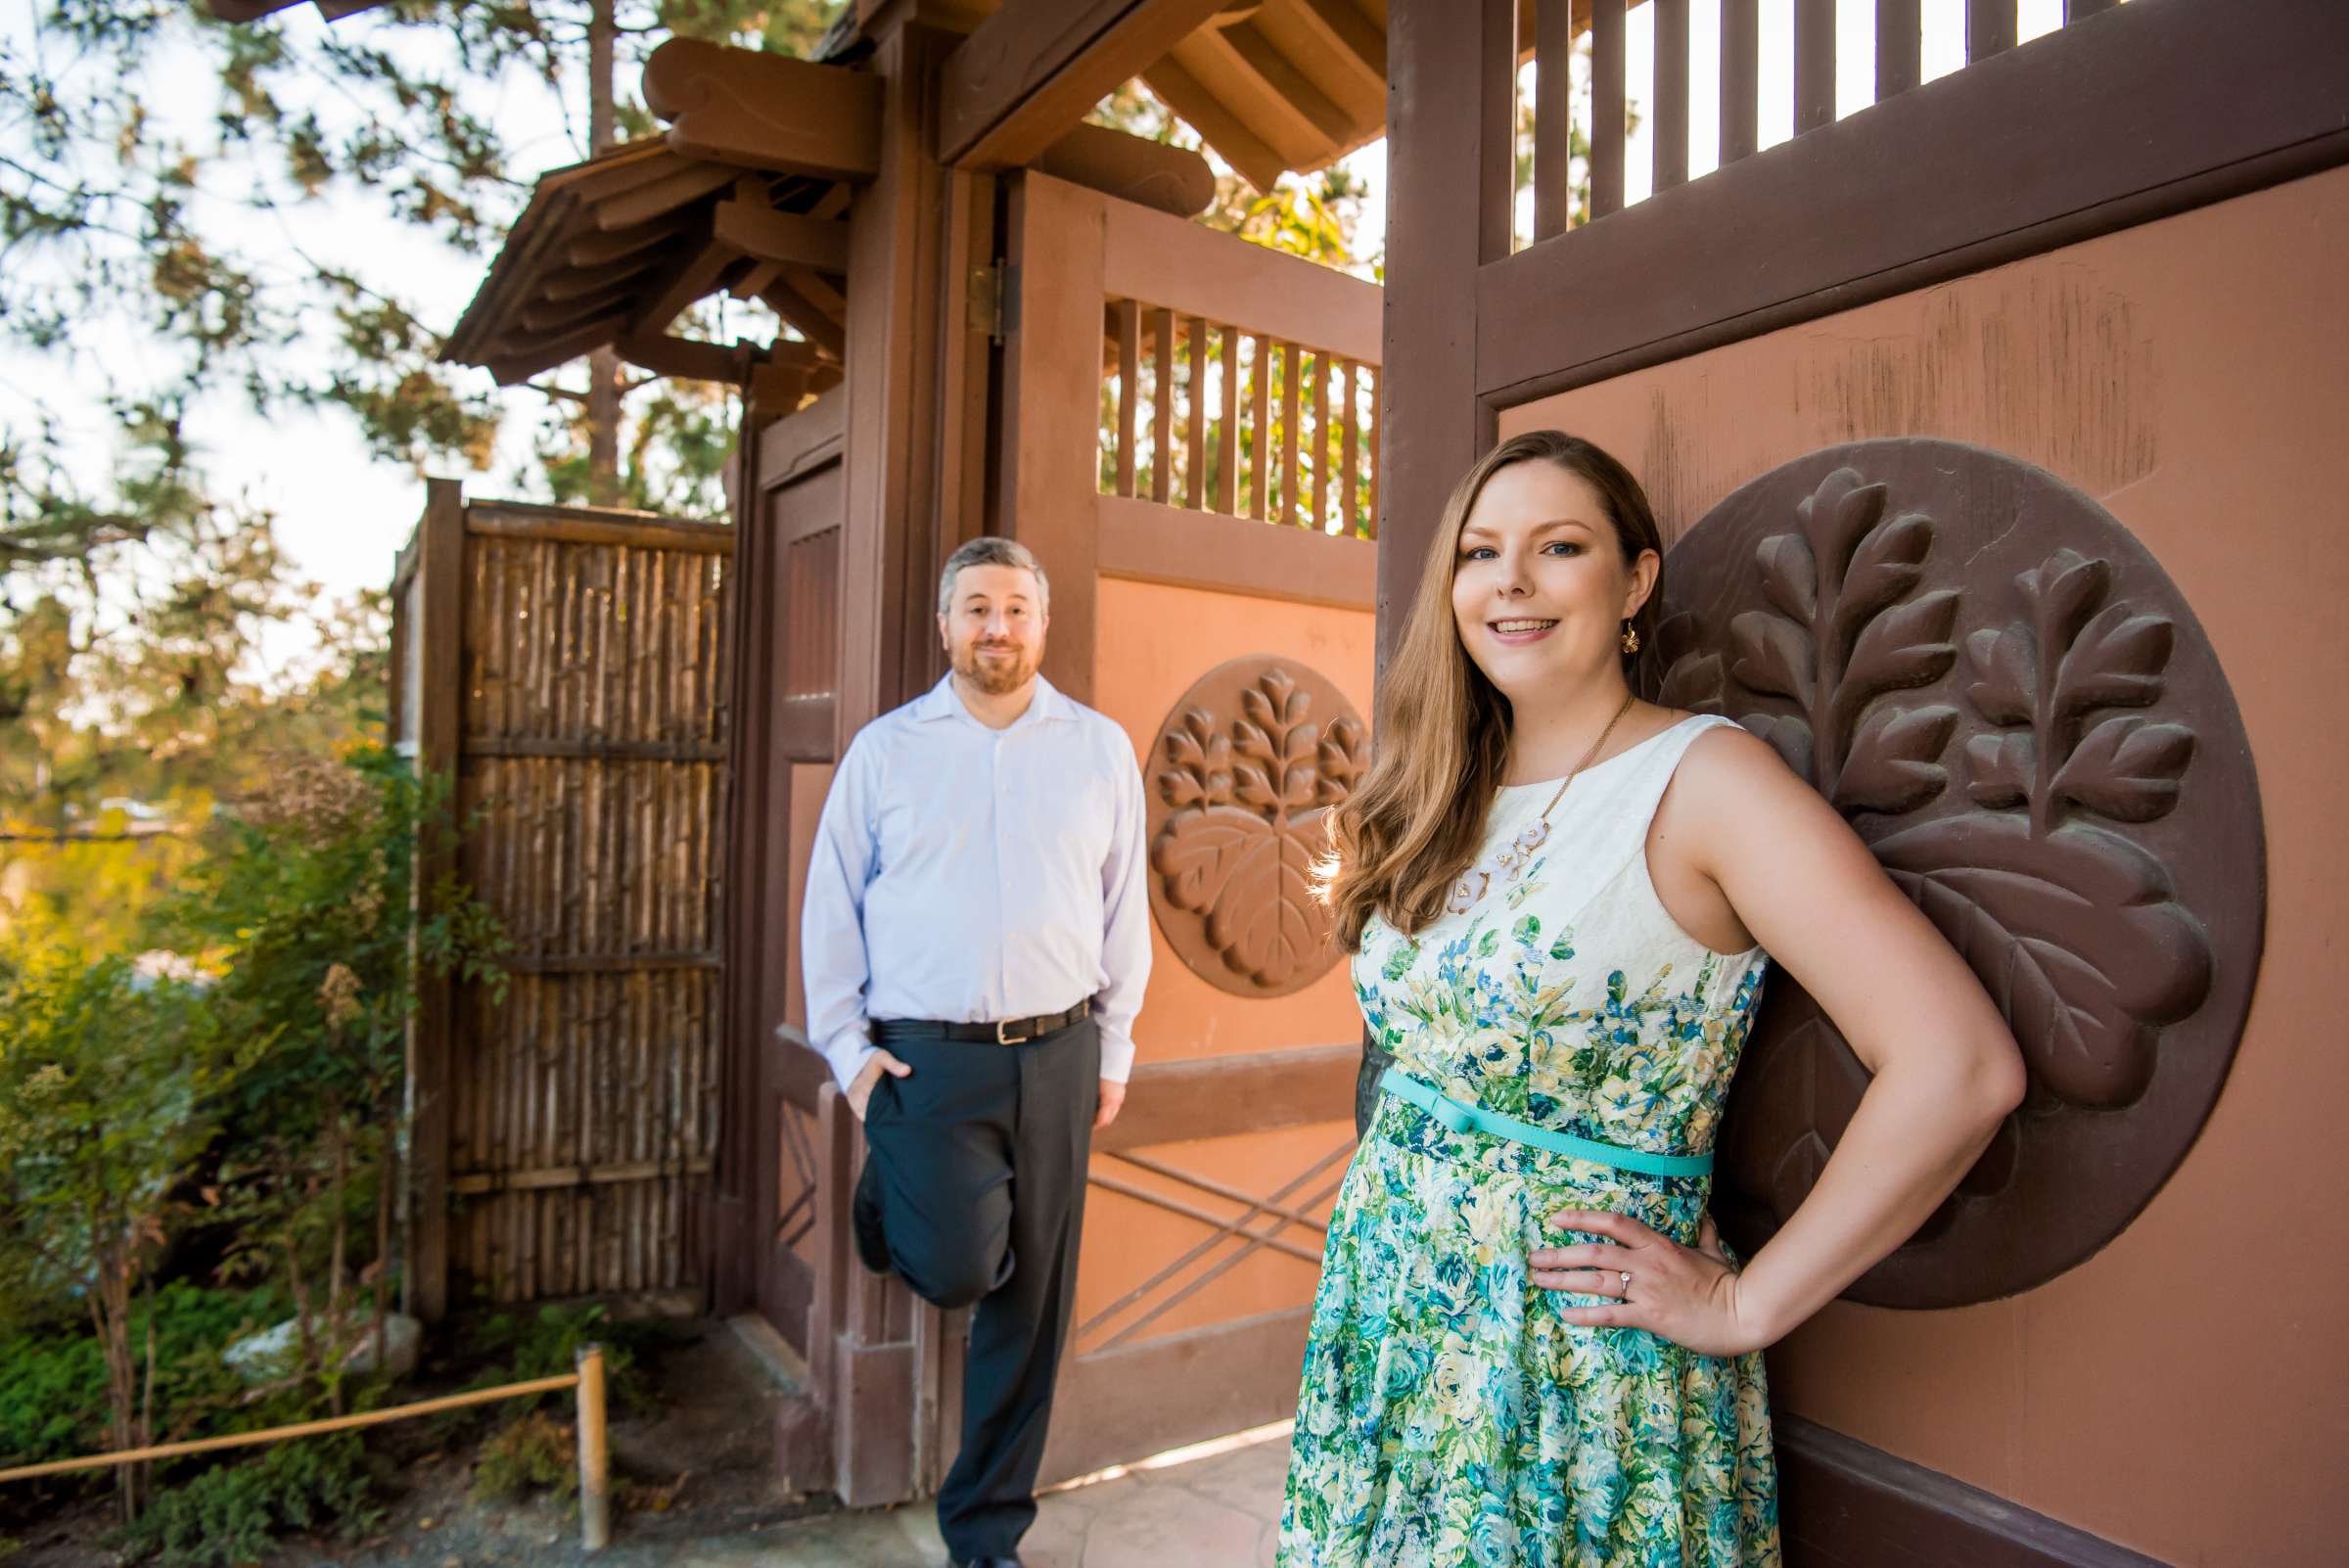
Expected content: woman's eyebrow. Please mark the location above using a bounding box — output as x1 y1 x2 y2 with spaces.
1461 517 1595 540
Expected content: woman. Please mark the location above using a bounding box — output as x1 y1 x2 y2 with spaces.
1277 432 2025 1566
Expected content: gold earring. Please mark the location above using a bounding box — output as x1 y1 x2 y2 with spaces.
1620 622 1640 655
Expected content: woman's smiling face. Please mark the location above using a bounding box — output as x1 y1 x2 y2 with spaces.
1451 458 1656 701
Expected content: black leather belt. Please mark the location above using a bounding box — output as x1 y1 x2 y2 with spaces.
872 998 1091 1046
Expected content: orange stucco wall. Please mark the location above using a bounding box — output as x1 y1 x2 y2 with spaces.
1071 573 1376 1343
1499 166 2349 1567
1091 574 1376 1067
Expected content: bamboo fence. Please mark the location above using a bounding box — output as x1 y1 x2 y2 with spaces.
392 493 733 1310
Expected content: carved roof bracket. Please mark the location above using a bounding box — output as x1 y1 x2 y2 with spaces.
644 38 883 184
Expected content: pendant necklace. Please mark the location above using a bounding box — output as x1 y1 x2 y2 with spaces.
1445 691 1638 915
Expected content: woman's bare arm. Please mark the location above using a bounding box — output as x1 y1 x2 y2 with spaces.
1536 725 2026 1352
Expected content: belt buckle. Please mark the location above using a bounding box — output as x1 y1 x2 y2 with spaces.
995 1018 1031 1045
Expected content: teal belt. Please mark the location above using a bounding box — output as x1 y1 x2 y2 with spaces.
1380 1069 1713 1179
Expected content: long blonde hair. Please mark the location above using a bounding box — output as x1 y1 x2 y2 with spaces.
1323 432 1666 949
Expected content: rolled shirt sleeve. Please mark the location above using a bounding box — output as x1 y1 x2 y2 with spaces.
1091 734 1152 1084
801 736 881 1093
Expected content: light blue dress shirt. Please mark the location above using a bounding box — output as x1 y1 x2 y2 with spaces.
800 673 1153 1092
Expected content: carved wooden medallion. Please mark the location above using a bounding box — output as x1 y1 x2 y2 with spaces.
1146 659 1370 998
1652 438 2264 1307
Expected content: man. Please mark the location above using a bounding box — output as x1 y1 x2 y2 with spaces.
800 535 1151 1568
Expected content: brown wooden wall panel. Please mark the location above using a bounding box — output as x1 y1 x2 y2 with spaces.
1776 1417 2173 1568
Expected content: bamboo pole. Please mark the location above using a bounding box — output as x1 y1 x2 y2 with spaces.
0 1374 579 1484
576 1343 611 1550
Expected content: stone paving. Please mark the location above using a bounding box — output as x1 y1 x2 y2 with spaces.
661 1421 1293 1568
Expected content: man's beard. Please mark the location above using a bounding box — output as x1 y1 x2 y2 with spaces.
953 640 1039 696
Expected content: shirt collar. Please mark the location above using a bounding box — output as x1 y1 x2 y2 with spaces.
914 672 1072 730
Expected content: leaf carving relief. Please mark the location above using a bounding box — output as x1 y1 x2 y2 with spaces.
1650 439 2262 1307
1146 660 1369 998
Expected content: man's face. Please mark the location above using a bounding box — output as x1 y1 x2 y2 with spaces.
939 564 1048 696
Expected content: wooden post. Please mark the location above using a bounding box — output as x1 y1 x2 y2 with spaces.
1001 171 1107 705
1381 0 1510 669
1721 0 1760 166
1654 0 1691 193
409 476 466 1322
838 18 960 743
1535 0 1574 240
576 1344 610 1549
1375 0 1513 1130
1591 0 1627 219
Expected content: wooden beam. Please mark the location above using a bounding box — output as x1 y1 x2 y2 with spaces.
593 161 741 232
565 219 669 269
1289 0 1387 106
1033 121 1217 217
939 0 1232 170
713 199 852 274
539 259 656 303
1142 58 1288 193
407 476 464 1323
763 277 847 358
1094 1042 1360 1153
623 234 742 341
615 331 762 383
484 318 618 386
642 37 882 182
1210 20 1353 156
519 285 632 335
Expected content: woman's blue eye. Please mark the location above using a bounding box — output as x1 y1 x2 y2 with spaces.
1462 546 1497 561
1545 541 1583 556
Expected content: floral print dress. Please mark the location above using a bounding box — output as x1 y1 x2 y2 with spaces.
1278 715 1778 1568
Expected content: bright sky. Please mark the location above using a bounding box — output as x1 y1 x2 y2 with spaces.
8 0 2074 678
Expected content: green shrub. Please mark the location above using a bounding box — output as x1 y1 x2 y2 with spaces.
463 1302 668 1414
469 1410 576 1505
113 1433 382 1568
0 1283 293 1470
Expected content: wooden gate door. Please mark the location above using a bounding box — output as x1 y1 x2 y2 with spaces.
1002 173 1383 1483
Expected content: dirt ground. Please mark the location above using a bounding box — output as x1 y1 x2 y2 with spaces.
4 1318 839 1568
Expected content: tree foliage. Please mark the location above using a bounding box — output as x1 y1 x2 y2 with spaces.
1089 82 1378 276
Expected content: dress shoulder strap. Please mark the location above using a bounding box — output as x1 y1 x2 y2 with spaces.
1568 714 1740 890
1624 712 1738 819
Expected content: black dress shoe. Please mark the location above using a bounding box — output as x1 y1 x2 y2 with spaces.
852 1155 891 1275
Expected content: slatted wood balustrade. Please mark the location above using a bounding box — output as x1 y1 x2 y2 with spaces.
1102 302 1380 539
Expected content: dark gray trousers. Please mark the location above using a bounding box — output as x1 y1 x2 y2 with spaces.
860 1017 1100 1559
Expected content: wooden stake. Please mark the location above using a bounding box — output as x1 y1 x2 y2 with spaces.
576 1342 611 1550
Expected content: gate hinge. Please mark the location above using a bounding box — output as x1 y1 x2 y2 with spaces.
968 259 1016 345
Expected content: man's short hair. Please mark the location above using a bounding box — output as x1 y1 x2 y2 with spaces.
938 536 1050 619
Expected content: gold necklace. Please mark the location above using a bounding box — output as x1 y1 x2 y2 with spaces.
1445 691 1638 915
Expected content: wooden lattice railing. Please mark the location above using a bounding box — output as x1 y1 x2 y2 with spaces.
1102 300 1378 539
1525 0 2127 246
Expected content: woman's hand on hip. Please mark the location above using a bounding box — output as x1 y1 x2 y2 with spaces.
1531 1209 1771 1358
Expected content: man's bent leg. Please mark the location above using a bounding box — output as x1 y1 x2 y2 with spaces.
937 1020 1101 1560
858 1033 1018 1311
